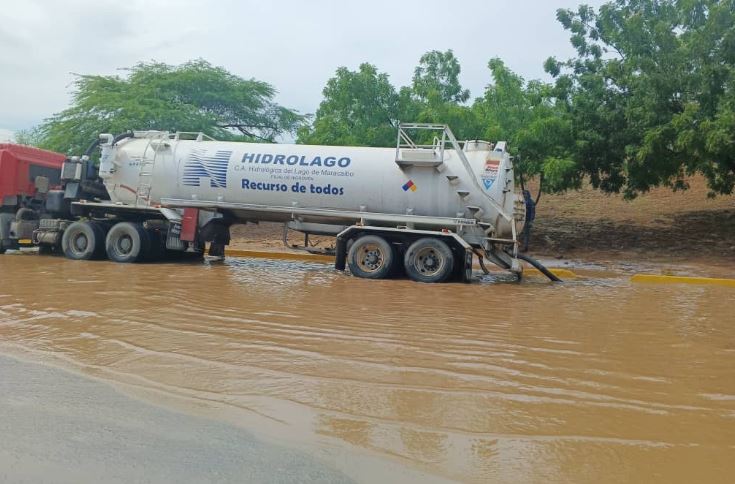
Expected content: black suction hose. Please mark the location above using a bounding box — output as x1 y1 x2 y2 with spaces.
112 131 134 145
84 138 101 157
473 249 491 275
515 253 562 282
84 131 133 157
82 132 134 180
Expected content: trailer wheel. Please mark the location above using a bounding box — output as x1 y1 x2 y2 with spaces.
61 221 106 260
347 235 394 279
404 238 454 283
106 222 150 263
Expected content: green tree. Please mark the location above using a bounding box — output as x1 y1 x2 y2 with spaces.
34 59 303 155
297 63 400 147
14 127 44 147
411 49 470 103
298 52 481 147
401 50 482 141
473 58 574 195
546 0 735 197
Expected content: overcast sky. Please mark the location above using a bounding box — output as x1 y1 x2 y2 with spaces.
0 0 606 136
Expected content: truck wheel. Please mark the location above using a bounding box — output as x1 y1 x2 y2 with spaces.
106 222 150 263
404 238 454 283
61 221 106 260
347 235 394 279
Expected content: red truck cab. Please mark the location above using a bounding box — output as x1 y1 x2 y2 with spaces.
0 144 66 252
0 144 66 207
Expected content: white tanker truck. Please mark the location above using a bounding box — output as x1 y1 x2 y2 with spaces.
27 123 555 283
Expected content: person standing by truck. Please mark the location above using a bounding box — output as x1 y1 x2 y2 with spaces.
521 189 536 252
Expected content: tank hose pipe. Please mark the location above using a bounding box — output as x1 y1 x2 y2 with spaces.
473 249 491 275
84 138 101 157
112 131 135 146
514 252 562 282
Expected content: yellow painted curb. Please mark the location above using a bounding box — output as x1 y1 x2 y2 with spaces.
525 268 577 279
631 274 735 288
225 249 334 263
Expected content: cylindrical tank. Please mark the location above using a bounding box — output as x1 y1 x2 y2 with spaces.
99 131 518 238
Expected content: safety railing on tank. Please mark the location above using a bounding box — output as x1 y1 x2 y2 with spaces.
395 123 513 223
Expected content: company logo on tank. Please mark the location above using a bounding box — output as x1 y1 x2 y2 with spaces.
239 152 351 168
482 158 500 190
235 151 354 197
181 148 233 188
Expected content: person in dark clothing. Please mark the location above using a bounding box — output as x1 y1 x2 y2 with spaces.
521 189 536 252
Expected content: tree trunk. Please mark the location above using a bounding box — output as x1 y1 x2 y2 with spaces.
535 174 544 206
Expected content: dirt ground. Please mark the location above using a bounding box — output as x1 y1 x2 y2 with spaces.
229 175 734 270
530 176 735 266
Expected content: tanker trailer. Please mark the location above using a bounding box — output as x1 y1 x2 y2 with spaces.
62 124 528 282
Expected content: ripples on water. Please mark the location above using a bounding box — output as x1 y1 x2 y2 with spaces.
1 254 734 483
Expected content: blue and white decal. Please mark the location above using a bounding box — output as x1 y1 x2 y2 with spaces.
182 148 232 188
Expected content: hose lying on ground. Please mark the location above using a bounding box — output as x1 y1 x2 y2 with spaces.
515 253 562 282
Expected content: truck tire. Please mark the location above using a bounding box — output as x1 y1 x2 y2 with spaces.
61 221 106 260
404 238 454 283
347 235 394 279
106 222 150 263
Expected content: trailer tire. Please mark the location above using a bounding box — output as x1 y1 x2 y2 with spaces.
62 221 106 260
347 235 394 280
106 222 150 263
404 238 454 283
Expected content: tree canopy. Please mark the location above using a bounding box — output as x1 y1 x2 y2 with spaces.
296 63 400 147
33 59 303 155
411 49 470 104
546 0 735 197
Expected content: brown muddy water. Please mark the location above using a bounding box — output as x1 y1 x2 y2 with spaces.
1 253 734 483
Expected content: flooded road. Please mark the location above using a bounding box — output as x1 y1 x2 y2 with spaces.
1 253 734 483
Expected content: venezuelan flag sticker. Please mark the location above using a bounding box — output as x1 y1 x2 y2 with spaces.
402 180 417 192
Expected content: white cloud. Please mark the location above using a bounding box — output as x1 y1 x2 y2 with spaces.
0 129 15 142
0 0 605 131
